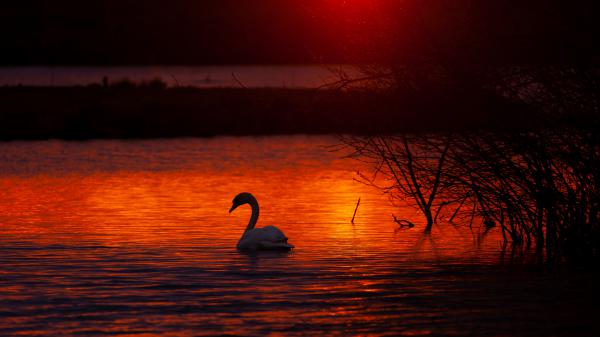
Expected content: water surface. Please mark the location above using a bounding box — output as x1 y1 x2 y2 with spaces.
0 66 343 88
0 137 595 336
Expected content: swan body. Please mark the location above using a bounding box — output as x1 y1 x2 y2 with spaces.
229 192 294 251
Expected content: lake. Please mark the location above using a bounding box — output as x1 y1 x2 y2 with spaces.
0 66 348 88
0 136 596 336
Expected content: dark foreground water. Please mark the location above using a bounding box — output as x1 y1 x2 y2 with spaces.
0 136 597 336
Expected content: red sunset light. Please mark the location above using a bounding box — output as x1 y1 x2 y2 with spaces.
1 1 599 336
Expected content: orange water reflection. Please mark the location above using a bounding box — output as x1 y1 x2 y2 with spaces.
0 137 508 336
0 164 500 256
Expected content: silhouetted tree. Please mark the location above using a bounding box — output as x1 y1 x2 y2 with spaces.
341 1 600 264
343 135 453 232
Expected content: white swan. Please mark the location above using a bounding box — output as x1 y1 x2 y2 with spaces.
229 192 294 251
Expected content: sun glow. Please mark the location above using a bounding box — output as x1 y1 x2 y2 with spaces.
325 0 387 16
313 0 393 61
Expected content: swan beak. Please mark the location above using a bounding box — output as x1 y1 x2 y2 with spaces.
229 204 238 213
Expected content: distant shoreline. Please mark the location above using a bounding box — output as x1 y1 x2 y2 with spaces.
0 86 530 141
0 65 346 88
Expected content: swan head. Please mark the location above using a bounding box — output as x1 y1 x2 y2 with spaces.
229 192 254 213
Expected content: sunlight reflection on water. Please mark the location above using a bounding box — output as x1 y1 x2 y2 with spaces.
0 136 594 336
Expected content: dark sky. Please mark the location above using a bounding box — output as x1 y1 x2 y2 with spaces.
1 0 599 66
1 0 383 65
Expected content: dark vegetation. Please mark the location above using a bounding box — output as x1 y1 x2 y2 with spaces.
340 1 600 265
0 79 534 140
0 84 375 139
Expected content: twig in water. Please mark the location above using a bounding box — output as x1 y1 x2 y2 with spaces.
392 214 415 232
351 197 361 224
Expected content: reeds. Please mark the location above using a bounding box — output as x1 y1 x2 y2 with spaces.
343 66 600 265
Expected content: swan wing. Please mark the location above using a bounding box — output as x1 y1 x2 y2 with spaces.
237 226 293 251
259 241 295 250
260 226 288 241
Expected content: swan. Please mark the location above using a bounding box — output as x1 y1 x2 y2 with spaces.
229 192 294 251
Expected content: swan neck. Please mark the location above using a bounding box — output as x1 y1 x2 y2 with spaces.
245 198 259 232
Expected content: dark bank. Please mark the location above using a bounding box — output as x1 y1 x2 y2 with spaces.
0 84 532 140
